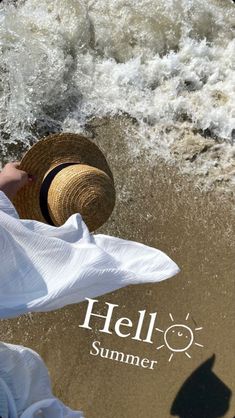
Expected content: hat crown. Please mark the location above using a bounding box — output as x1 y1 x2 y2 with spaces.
45 163 115 231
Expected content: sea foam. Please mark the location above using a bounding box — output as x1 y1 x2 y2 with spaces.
0 0 234 191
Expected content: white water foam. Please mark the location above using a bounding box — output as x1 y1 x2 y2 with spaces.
0 0 234 190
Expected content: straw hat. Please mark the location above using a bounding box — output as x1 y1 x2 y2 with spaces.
12 133 115 232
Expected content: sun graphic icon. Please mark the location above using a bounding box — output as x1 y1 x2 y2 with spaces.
156 313 204 362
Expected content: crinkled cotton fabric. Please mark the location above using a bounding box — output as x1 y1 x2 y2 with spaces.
0 342 84 418
0 190 180 318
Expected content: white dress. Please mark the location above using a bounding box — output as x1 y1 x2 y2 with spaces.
0 190 180 318
0 341 84 418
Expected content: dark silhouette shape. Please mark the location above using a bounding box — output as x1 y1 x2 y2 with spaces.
171 355 232 418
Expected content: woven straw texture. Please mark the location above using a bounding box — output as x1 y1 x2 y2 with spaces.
12 133 115 231
47 164 115 231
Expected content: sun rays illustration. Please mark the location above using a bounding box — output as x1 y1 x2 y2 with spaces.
156 313 204 362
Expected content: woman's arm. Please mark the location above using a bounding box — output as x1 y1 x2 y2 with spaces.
0 162 35 201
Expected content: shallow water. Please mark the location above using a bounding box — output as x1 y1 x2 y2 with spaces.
0 0 234 191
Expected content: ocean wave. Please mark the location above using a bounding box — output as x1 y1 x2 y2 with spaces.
0 0 234 191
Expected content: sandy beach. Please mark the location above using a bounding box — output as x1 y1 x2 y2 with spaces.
0 117 234 417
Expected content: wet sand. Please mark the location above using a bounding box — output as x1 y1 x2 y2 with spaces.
0 117 234 417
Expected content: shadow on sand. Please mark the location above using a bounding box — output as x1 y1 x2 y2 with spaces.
171 355 232 418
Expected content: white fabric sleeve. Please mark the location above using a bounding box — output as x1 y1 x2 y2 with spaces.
0 191 20 219
0 342 84 418
0 190 180 318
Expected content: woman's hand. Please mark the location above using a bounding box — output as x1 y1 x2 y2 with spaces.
0 161 35 201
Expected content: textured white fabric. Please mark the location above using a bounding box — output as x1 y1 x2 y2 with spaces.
0 376 17 418
0 190 180 318
0 342 84 418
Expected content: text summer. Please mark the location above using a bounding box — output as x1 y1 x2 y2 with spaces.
79 298 159 370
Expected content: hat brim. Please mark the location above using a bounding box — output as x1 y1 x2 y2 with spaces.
13 133 114 224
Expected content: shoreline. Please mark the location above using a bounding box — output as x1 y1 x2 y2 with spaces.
1 115 234 200
87 116 235 202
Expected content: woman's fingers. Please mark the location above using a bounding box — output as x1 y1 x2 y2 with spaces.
3 161 37 185
12 161 36 182
11 161 21 168
28 173 37 182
